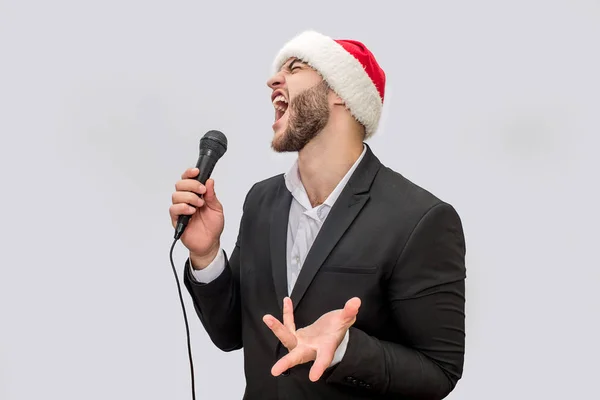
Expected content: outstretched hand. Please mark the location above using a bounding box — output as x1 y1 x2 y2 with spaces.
262 296 361 382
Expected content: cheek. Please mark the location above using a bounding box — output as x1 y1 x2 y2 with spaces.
287 91 298 104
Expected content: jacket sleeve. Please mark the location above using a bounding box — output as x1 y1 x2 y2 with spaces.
326 202 467 399
182 185 255 352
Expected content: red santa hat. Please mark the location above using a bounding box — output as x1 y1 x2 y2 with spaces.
273 30 386 138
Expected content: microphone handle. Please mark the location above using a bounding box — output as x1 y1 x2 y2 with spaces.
174 148 220 240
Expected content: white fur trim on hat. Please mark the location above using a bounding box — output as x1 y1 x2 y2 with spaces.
273 30 383 138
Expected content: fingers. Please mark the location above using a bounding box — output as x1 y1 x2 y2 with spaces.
171 191 204 208
170 173 206 227
174 177 207 197
282 297 295 332
181 167 199 179
341 297 361 323
169 203 197 227
262 314 297 350
171 169 215 217
271 346 315 377
309 347 335 382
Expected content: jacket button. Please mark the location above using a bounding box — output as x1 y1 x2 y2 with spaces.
281 370 290 376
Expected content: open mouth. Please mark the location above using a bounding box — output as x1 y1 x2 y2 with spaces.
272 94 289 121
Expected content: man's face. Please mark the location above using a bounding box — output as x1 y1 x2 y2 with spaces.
267 58 331 152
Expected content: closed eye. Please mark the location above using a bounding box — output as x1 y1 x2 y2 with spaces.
287 58 305 73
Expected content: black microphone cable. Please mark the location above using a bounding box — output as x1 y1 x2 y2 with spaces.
169 237 196 400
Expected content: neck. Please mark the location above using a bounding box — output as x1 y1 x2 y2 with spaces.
296 119 364 207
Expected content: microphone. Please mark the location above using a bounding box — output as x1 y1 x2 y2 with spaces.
174 130 228 240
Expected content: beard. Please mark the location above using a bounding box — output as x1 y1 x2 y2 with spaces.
271 80 330 153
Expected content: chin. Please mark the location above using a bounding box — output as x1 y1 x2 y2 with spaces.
271 132 287 153
272 124 286 138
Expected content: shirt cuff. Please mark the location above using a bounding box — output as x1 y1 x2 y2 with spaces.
330 329 350 367
189 248 226 283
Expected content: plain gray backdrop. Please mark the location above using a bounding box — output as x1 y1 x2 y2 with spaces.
1 0 598 399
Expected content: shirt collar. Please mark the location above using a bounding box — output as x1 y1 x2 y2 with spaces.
284 144 367 210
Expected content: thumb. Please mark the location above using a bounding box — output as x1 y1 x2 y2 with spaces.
203 179 221 207
341 297 361 322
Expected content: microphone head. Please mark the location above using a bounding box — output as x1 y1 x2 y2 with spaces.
199 130 228 158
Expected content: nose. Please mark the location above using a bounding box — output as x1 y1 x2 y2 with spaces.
267 70 285 90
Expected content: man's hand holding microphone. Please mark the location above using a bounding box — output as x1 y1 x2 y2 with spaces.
169 130 228 269
169 168 224 269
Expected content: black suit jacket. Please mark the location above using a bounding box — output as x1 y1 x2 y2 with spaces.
184 145 466 400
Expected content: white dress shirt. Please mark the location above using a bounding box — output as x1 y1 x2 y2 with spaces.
190 144 367 366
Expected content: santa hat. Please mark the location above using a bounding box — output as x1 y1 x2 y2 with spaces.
273 30 386 138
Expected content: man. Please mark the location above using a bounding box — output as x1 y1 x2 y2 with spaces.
169 30 466 399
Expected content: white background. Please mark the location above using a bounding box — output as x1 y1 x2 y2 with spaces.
1 0 598 398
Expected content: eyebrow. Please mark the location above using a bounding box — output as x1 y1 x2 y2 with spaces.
285 58 303 71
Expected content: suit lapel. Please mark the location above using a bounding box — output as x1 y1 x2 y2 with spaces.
290 145 381 310
270 180 292 313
